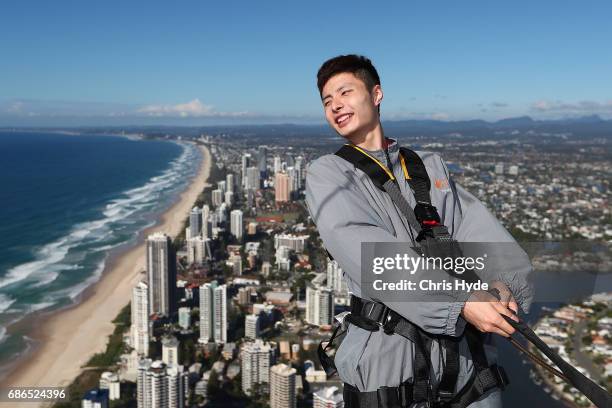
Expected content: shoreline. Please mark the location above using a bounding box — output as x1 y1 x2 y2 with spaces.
0 143 212 405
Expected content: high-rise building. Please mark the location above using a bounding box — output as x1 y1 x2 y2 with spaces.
198 282 228 344
137 359 165 408
146 233 177 318
275 172 290 203
201 205 210 239
246 188 255 209
245 314 261 340
494 163 504 175
270 363 296 408
313 386 344 408
131 281 149 356
306 286 334 327
226 173 235 193
99 372 120 401
189 207 202 238
246 166 260 190
287 166 299 195
137 359 187 408
178 307 191 330
217 180 226 194
82 388 109 408
187 236 211 264
258 146 268 179
162 336 180 367
216 203 227 224
230 209 244 240
273 156 282 174
327 260 348 297
211 189 223 207
241 153 251 189
241 340 275 395
508 165 519 176
295 156 304 189
166 365 189 408
224 191 234 206
274 234 307 253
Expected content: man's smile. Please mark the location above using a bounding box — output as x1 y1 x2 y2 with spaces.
335 113 353 127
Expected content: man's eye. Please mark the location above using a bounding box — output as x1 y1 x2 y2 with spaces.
342 90 351 96
323 101 330 107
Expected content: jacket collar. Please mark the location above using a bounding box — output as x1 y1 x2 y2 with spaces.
359 137 399 165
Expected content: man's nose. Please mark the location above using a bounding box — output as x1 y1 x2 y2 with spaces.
332 98 343 112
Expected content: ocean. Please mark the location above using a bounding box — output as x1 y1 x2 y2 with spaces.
0 131 201 368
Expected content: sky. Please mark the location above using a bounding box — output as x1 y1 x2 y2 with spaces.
1 0 611 126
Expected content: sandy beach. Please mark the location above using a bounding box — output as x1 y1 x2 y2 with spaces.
0 143 211 406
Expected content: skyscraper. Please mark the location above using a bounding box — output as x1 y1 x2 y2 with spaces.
287 166 299 195
327 259 348 297
246 166 260 190
245 314 261 340
295 156 304 189
241 340 275 395
270 363 296 408
178 307 191 330
241 153 251 189
201 204 210 239
189 207 202 238
162 336 180 367
211 189 223 207
230 209 243 240
224 191 234 206
275 172 290 203
137 359 187 408
306 285 334 327
258 146 268 179
226 173 235 193
146 233 177 318
198 282 227 344
273 156 282 174
131 281 150 356
187 236 211 264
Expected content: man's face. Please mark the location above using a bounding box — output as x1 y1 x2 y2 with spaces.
321 72 382 141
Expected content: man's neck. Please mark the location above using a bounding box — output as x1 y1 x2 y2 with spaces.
351 123 386 151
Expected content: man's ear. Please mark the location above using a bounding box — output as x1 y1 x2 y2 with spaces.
372 85 383 107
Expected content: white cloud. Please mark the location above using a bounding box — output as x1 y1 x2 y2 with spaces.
137 98 249 118
531 99 612 114
6 101 24 113
430 112 450 120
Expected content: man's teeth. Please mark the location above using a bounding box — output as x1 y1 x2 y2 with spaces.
338 114 351 124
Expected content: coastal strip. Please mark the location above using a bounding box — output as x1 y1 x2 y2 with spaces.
0 143 211 405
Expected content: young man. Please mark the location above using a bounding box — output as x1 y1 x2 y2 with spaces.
305 55 533 407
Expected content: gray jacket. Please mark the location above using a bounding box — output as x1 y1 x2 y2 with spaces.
304 138 533 406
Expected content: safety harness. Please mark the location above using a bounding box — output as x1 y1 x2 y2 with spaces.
317 143 509 408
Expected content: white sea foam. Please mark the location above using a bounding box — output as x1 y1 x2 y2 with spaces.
0 294 16 313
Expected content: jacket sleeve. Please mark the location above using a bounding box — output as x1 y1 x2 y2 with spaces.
305 155 469 336
445 161 535 314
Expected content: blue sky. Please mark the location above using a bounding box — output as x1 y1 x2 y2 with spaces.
1 0 611 125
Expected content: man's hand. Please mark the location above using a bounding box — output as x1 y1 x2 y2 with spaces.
461 288 518 337
489 280 518 314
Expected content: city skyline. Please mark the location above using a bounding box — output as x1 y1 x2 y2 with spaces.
1 0 611 126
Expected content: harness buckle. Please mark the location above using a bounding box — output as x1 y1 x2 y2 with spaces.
436 390 455 404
